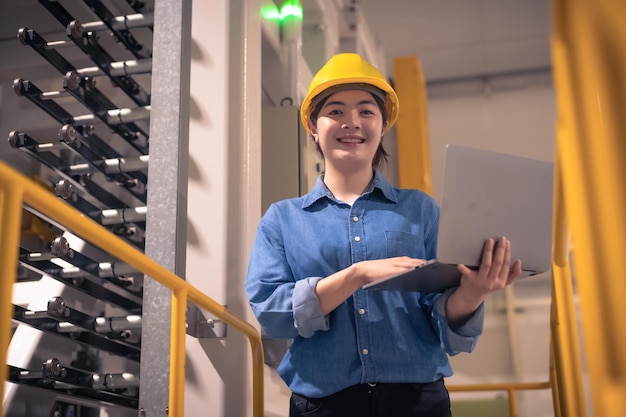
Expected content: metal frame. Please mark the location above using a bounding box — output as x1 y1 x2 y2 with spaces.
138 0 192 415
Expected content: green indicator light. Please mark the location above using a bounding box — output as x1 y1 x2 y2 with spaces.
261 4 280 21
280 0 303 21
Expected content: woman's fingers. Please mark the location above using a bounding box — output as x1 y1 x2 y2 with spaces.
507 259 523 284
484 237 509 280
496 238 512 280
460 237 520 294
477 238 495 276
360 256 426 284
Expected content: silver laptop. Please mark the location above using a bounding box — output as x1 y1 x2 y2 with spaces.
363 144 554 293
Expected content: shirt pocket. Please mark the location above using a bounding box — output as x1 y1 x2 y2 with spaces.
385 230 425 259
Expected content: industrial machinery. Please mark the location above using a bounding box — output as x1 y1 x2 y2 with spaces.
4 1 153 415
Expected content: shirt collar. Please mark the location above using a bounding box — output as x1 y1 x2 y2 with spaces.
301 170 399 209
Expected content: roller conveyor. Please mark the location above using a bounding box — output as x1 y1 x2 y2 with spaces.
8 359 139 409
11 78 149 165
14 309 141 360
8 130 146 213
83 0 152 60
13 301 141 360
8 129 147 202
18 246 143 312
62 70 149 152
38 0 151 107
5 1 155 415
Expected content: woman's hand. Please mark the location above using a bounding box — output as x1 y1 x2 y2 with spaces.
446 237 522 329
355 256 428 286
458 236 522 299
315 256 426 315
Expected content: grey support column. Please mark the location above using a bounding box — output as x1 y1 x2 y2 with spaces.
139 0 192 416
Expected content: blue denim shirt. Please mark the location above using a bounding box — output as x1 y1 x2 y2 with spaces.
245 171 483 397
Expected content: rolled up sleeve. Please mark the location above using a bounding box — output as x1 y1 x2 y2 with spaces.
432 288 484 355
293 277 329 338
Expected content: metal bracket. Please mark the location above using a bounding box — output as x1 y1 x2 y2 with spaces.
186 305 227 339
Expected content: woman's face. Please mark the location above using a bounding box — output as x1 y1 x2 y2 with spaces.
309 89 387 171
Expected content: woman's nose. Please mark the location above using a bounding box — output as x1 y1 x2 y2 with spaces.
341 110 361 129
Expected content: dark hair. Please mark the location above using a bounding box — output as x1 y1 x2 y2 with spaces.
309 91 389 169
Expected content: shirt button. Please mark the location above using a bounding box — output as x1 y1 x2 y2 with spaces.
352 216 359 222
362 348 369 355
359 308 365 315
354 236 361 242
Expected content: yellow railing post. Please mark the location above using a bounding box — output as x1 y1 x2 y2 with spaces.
393 56 433 195
548 340 562 417
549 151 588 416
507 387 516 417
552 0 626 415
0 162 264 417
169 288 188 417
0 183 23 414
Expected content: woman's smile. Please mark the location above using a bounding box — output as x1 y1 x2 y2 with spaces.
337 135 366 144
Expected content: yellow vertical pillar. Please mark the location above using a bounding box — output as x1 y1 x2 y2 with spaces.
552 0 626 415
393 56 432 195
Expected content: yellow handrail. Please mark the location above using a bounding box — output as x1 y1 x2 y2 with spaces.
0 178 23 411
448 381 551 417
0 161 264 417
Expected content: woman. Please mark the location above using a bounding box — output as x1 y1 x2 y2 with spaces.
245 53 521 417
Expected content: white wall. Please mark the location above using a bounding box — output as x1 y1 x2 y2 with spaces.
185 0 263 416
185 1 231 415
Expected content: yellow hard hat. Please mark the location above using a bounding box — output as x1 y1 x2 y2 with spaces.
300 53 399 134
